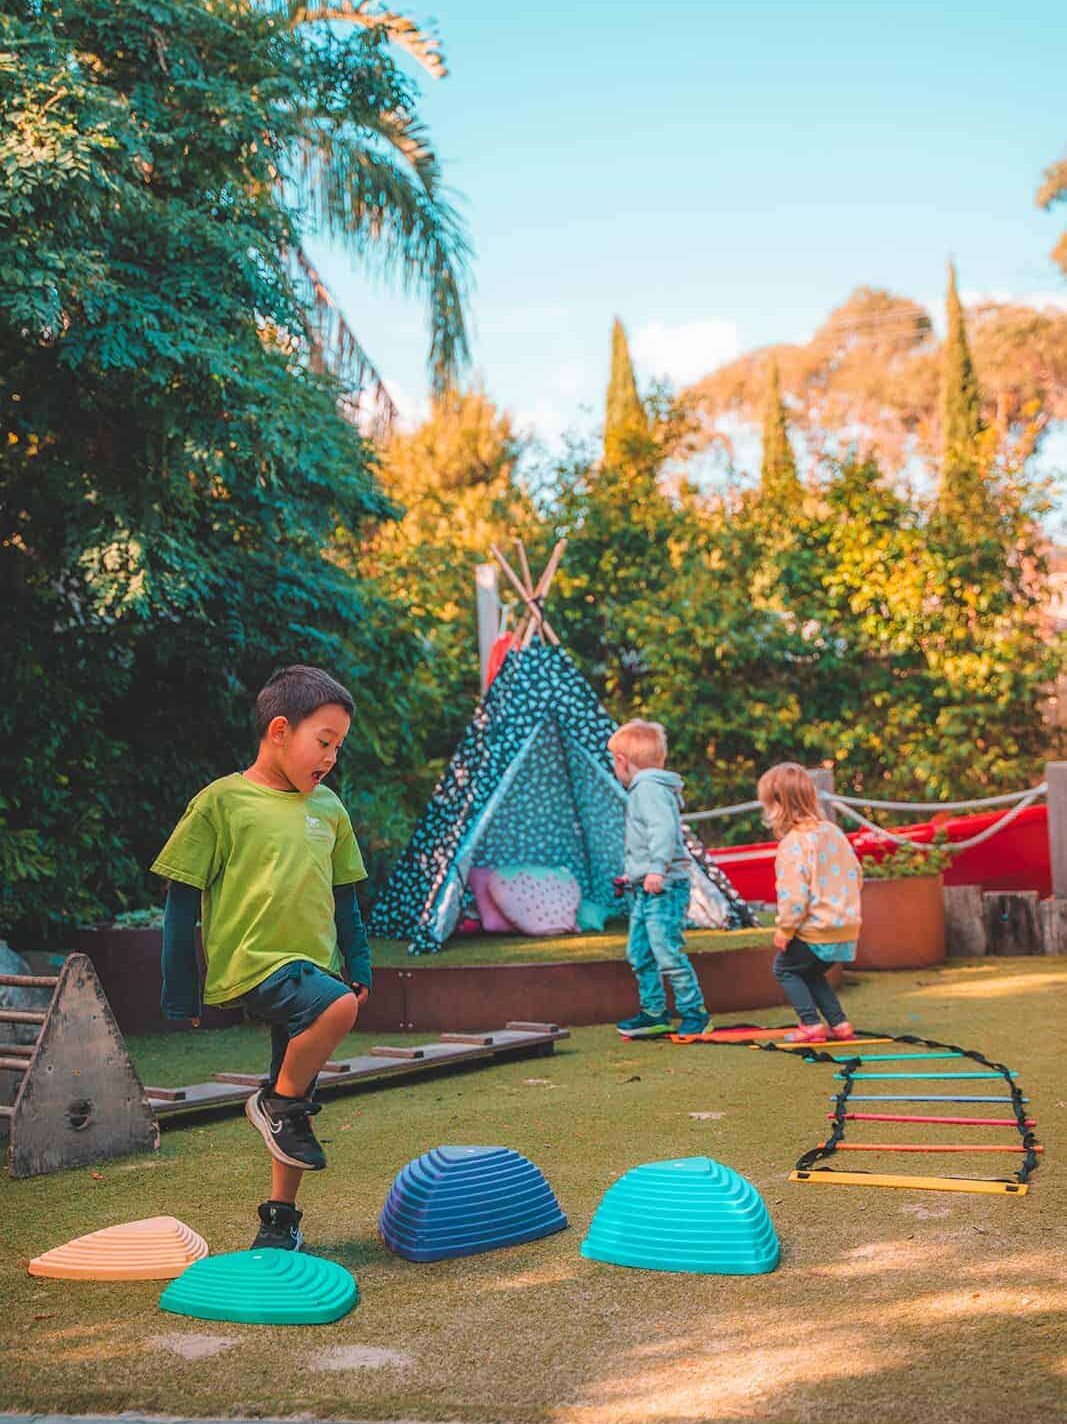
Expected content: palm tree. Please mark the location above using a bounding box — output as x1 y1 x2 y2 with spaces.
273 2 471 429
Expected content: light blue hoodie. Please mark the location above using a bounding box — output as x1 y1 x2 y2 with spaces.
623 769 691 884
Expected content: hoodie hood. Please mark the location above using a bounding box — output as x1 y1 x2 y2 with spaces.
630 768 684 807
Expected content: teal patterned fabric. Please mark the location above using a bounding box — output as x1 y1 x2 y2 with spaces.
368 644 755 952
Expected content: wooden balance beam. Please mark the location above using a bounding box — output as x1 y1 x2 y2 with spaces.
145 1023 569 1121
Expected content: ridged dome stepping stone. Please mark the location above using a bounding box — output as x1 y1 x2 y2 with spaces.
581 1157 779 1275
28 1216 208 1281
380 1145 567 1262
160 1250 357 1324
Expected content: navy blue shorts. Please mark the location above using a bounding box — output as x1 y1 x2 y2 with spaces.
240 960 353 1088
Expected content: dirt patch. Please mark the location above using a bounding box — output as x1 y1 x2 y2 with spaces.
150 1332 238 1360
310 1344 413 1371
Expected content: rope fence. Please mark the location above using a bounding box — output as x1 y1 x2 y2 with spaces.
686 776 1052 861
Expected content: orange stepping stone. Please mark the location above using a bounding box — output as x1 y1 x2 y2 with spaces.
28 1216 208 1281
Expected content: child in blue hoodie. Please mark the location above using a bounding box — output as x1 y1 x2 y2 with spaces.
609 720 710 1039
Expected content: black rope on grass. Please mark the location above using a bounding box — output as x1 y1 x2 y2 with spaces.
697 1026 1042 1188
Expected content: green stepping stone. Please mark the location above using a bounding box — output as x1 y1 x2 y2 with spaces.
581 1157 779 1275
160 1249 357 1325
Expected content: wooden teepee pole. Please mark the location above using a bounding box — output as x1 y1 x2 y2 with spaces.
490 540 564 647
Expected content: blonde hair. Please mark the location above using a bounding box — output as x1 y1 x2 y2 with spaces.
608 719 668 770
757 762 822 839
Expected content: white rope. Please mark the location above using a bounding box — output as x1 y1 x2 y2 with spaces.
827 784 1047 853
687 784 1044 822
830 785 1045 813
685 799 762 822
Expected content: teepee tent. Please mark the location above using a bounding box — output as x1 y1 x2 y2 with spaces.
369 544 755 954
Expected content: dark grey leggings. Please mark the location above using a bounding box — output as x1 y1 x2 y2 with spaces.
772 937 847 1026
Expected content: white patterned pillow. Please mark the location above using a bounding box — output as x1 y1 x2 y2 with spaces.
488 865 581 936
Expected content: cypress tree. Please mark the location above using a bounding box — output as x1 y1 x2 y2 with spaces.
603 317 649 467
759 358 801 503
938 260 984 518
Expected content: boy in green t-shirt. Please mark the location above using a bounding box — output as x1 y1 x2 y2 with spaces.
152 665 372 1252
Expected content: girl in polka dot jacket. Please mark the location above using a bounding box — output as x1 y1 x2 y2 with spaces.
757 762 863 1044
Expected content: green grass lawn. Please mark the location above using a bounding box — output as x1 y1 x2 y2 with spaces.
370 922 773 968
1 958 1064 1424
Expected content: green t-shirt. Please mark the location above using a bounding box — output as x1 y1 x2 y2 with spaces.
151 773 367 1005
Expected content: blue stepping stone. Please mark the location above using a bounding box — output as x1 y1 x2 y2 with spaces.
581 1157 779 1275
380 1145 567 1262
160 1249 357 1324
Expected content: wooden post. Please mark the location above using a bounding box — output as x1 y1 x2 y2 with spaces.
1043 762 1067 952
807 767 837 824
943 885 987 957
1046 763 1067 899
475 563 500 691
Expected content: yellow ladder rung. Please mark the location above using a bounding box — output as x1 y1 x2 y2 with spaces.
789 1169 1028 1196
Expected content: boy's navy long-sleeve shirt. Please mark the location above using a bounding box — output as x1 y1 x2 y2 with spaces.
161 880 372 1020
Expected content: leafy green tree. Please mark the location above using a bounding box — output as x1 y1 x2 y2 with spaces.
759 358 801 506
938 261 986 522
690 286 1067 473
276 0 471 422
363 390 543 803
603 317 649 468
0 0 463 942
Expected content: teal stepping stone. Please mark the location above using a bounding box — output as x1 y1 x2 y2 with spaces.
160 1249 357 1324
581 1157 779 1276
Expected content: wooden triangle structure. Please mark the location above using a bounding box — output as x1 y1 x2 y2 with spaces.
0 953 159 1178
488 537 567 649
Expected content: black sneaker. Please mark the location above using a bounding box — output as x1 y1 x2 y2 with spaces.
252 1200 303 1251
244 1087 326 1171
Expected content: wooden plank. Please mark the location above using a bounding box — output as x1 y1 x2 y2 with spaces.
0 1059 30 1073
213 1072 266 1087
144 1086 187 1102
506 1020 561 1033
440 1033 495 1045
0 975 59 989
0 1106 12 1119
790 1169 1028 1195
0 1010 47 1025
371 1045 425 1060
0 1043 34 1058
152 1026 569 1120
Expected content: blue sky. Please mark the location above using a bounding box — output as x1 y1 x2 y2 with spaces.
311 0 1066 488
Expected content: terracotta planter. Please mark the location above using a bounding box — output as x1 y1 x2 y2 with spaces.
855 874 946 970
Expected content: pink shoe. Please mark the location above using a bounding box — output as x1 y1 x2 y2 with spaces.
828 1021 856 1041
783 1023 828 1043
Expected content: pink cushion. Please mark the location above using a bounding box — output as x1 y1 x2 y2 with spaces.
468 866 517 933
487 865 580 936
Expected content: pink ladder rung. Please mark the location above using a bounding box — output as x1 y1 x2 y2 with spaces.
833 1112 1037 1128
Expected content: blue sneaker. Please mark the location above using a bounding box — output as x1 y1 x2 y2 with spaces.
616 1011 673 1038
674 1011 711 1038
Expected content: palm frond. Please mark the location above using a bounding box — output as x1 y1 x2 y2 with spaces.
292 132 471 389
287 2 446 77
290 246 398 436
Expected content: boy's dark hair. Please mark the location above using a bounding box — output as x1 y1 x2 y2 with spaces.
254 665 355 739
